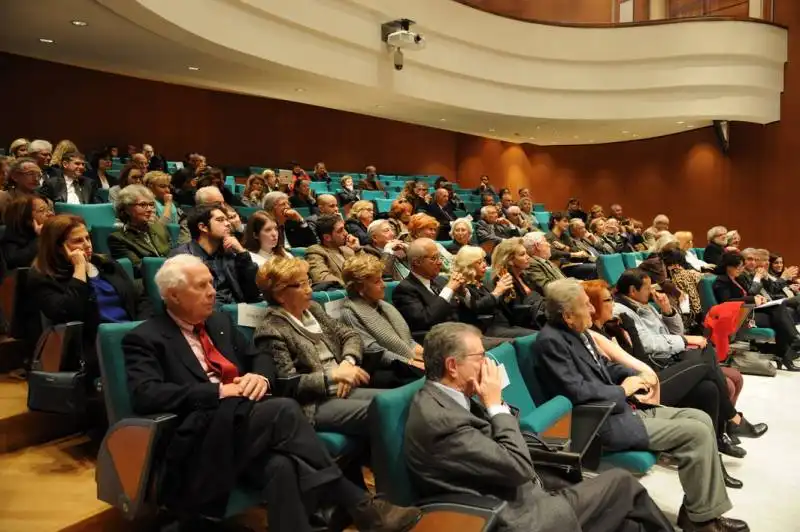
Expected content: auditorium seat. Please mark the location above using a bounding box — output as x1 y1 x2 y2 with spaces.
311 290 347 305
290 247 307 258
533 211 551 228
233 205 260 221
532 203 546 212
142 257 167 313
295 206 311 218
375 199 393 213
368 379 507 529
693 247 706 260
384 281 399 303
117 258 135 281
361 190 386 200
697 275 775 342
96 189 110 203
309 182 329 194
166 223 181 244
621 252 639 269
90 224 115 255
54 203 116 228
597 254 625 286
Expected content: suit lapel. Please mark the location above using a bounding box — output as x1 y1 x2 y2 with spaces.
158 314 212 381
565 331 612 384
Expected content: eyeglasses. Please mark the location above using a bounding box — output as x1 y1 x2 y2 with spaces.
423 254 443 263
463 351 486 359
133 201 156 209
285 279 311 289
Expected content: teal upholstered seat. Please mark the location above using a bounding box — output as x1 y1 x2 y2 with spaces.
598 254 625 286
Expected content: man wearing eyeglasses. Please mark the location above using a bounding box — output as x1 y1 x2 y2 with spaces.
405 322 672 532
39 151 100 204
168 204 260 305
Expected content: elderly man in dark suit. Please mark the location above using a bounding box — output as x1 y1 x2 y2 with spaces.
263 190 317 248
521 231 566 294
391 238 462 336
534 279 749 532
425 188 455 241
123 254 420 532
39 151 100 204
405 322 672 532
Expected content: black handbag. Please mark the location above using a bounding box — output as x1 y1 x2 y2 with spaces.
27 368 87 415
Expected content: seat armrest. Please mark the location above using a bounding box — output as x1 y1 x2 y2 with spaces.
415 494 507 532
96 413 178 520
33 321 84 372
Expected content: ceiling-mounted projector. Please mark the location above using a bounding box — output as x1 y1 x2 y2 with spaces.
381 18 425 71
386 29 425 50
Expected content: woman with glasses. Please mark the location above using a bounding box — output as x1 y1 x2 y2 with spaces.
253 256 384 437
108 163 145 207
0 195 54 270
87 148 118 190
0 158 49 216
108 184 172 279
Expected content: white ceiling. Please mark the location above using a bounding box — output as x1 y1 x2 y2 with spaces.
0 0 776 145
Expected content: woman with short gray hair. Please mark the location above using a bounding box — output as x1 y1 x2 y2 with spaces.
108 184 172 278
704 225 729 266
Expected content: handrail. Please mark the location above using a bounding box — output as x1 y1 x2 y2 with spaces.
452 0 782 28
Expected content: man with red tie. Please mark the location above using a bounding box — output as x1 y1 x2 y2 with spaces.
123 254 420 532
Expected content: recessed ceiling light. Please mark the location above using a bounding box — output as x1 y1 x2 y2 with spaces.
528 136 535 140
589 140 595 143
187 66 200 71
685 124 694 128
676 121 685 125
573 135 579 139
536 125 541 130
632 134 640 138
39 38 55 44
621 130 630 134
439 118 447 122
375 104 384 109
71 20 88 27
294 88 305 92
488 128 496 133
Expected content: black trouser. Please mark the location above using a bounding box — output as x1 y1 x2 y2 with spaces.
242 398 363 532
755 304 799 358
657 349 736 438
560 468 672 532
563 263 597 280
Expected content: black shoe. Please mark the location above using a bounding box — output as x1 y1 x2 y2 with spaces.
727 414 768 439
350 494 422 532
726 432 741 445
720 457 743 489
718 434 746 459
678 505 750 531
775 355 800 371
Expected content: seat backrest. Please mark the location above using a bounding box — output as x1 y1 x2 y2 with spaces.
90 224 116 255
376 199 393 213
362 190 386 200
598 254 625 286
54 203 116 228
311 290 347 305
166 223 181 244
219 302 268 342
142 257 167 314
309 182 329 194
369 378 426 506
514 334 547 405
289 247 307 258
532 203 546 212
693 247 705 260
533 211 551 227
97 321 144 425
384 281 399 303
698 274 718 314
233 206 261 222
436 240 453 249
96 188 110 203
117 258 135 280
295 207 311 218
486 343 537 420
621 252 639 269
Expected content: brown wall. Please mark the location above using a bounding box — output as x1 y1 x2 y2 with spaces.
455 0 616 24
0 53 457 180
456 0 798 262
668 0 749 19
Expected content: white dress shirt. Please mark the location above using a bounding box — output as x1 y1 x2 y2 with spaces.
412 272 454 302
64 176 81 204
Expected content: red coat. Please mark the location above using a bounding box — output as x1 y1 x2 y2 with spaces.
704 301 745 361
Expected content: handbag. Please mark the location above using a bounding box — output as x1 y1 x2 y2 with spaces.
728 351 776 377
27 368 87 415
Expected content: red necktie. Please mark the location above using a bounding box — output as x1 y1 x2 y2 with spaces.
194 324 239 384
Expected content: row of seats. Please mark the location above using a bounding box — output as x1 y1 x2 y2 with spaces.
597 249 706 286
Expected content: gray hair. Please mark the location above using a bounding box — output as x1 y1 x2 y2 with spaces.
449 217 473 239
544 278 585 322
653 214 669 226
195 185 224 205
423 322 482 382
408 237 435 264
367 219 391 238
116 184 154 219
263 191 288 213
261 169 275 179
654 233 678 252
741 247 757 258
480 205 495 219
707 225 728 242
522 231 547 253
726 230 740 245
506 205 521 216
27 139 52 154
155 254 207 298
568 218 585 233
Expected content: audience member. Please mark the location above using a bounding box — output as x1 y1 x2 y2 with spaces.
518 187 531 200
570 219 604 257
505 205 532 235
253 257 382 437
661 248 704 330
521 231 565 294
40 151 100 204
27 140 54 183
261 169 281 193
644 214 670 249
0 156 9 189
197 167 243 207
169 167 197 206
588 204 605 221
475 205 518 253
627 218 647 251
704 226 728 266
340 254 424 386
194 185 225 207
406 213 453 272
49 140 79 178
425 188 455 240
392 238 461 336
8 138 29 159
454 245 537 337
304 193 339 237
446 217 473 255
566 197 588 223
262 191 317 248
336 175 360 212
306 214 359 287
0 195 53 270
243 211 289 266
241 174 267 207
498 191 514 218
726 230 741 251
289 179 317 212
142 143 165 172
547 212 595 279
142 171 182 226
386 198 412 240
362 219 409 281
29 214 150 373
310 161 331 183
108 185 172 278
123 255 419 531
168 204 260 305
603 218 631 252
87 148 117 190
344 200 374 246
130 152 149 176
405 322 673 532
409 181 429 213
489 238 546 329
536 279 749 532
359 165 385 191
675 231 712 272
0 158 47 215
472 174 497 196
609 203 628 223
518 197 540 231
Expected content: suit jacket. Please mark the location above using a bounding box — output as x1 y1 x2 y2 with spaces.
344 219 370 246
358 178 385 191
475 220 516 246
283 220 318 248
523 256 565 294
39 175 100 204
305 244 355 285
252 302 362 422
405 382 580 532
534 322 649 451
703 242 725 266
168 241 260 304
336 188 360 207
425 202 455 241
108 222 172 278
712 274 757 305
0 224 38 270
392 274 458 333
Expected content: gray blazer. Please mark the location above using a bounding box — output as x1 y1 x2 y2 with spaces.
405 382 580 532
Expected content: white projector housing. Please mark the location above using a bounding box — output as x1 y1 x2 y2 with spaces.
386 30 425 50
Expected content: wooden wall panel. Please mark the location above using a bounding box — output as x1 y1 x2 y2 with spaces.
0 53 457 179
455 0 615 24
668 0 749 18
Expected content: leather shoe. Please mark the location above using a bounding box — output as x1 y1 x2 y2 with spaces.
727 414 768 439
726 432 741 445
350 494 422 532
718 434 746 459
678 505 750 531
720 456 743 489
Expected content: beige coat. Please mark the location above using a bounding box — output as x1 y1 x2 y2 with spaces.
305 244 355 285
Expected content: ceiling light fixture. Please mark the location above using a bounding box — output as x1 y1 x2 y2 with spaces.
685 124 695 128
528 136 535 140
573 135 579 139
621 130 630 134
488 128 496 133
187 66 200 71
439 118 447 122
589 140 595 143
676 121 685 125
71 20 88 27
39 38 55 44
375 104 385 109
294 88 305 92
632 134 640 138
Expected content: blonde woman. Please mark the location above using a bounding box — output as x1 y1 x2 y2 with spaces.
675 231 711 271
143 171 180 224
49 139 79 169
406 213 453 273
8 138 29 159
261 169 280 193
453 245 536 337
344 200 374 246
490 237 546 329
446 217 473 255
340 254 424 386
242 174 267 207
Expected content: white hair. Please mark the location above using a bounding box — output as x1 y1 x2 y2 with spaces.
143 143 153 151
654 233 678 252
506 205 521 216
544 278 584 322
367 219 391 238
707 225 728 242
263 191 288 213
408 237 435 263
195 186 224 205
449 217 473 239
28 139 52 153
480 205 495 219
155 255 206 298
522 231 547 253
653 214 669 225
